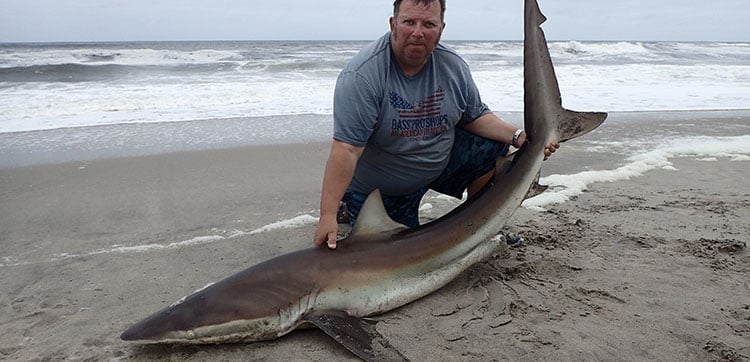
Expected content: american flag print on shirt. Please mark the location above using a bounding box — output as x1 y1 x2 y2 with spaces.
389 86 450 140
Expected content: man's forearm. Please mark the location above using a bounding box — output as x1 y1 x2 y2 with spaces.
319 140 362 219
461 113 520 145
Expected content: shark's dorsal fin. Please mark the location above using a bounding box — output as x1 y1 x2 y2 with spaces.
351 189 408 237
304 310 409 362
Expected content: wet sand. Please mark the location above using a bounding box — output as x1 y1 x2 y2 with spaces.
0 136 748 361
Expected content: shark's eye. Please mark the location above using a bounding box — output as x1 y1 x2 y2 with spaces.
185 330 196 339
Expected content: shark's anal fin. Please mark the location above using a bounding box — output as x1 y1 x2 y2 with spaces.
304 310 409 362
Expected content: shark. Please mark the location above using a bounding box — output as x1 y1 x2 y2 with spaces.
120 0 607 360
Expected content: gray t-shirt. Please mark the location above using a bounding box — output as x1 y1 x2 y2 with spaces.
334 32 491 196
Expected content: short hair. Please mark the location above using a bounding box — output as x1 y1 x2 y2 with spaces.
393 0 446 21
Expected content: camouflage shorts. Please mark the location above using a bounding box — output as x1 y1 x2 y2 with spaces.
342 128 508 228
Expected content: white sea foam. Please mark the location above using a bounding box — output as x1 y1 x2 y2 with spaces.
1 213 323 268
1 40 748 134
0 256 27 268
86 214 319 257
523 135 750 211
249 215 319 235
0 76 335 133
96 235 227 254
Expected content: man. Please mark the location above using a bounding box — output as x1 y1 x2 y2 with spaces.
313 0 558 249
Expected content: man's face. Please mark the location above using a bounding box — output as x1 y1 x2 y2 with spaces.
390 0 445 76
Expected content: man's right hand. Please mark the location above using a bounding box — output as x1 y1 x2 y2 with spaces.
313 214 339 250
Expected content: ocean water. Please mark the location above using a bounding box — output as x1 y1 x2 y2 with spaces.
2 40 749 133
1 40 749 168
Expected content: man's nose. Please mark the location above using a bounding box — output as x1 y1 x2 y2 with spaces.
411 24 425 38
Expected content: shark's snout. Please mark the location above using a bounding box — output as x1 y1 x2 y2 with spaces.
120 325 142 341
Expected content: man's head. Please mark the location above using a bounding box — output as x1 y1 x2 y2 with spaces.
390 0 446 76
393 0 446 21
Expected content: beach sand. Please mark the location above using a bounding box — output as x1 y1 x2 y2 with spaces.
1 130 748 361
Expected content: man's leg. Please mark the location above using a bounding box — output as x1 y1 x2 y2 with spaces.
339 129 507 229
430 127 508 199
431 129 525 246
467 169 495 198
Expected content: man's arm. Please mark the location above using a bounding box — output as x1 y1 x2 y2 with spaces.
313 139 364 249
461 112 520 145
461 113 558 160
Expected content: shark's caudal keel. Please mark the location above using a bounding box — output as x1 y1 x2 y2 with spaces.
121 0 607 361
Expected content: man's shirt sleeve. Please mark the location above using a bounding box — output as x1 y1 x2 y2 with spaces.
332 70 381 147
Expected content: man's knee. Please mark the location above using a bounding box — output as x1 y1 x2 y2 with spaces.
468 167 495 197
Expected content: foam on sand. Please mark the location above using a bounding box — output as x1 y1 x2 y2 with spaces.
0 215 319 268
249 214 319 235
523 135 750 211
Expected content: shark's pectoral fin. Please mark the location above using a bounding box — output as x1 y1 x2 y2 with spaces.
304 310 409 362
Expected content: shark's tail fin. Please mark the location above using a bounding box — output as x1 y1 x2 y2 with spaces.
524 0 608 143
557 109 608 143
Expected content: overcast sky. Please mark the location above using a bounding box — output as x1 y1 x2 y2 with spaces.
1 0 748 43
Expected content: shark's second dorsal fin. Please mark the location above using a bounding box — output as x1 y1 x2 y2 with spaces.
496 149 517 175
351 189 408 237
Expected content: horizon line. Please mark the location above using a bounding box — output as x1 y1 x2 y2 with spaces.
2 38 748 45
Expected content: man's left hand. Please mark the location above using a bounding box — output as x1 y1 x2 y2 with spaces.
544 142 559 160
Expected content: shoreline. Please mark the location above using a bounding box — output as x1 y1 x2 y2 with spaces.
2 109 749 170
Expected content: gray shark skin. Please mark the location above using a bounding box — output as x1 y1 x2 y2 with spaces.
120 0 607 360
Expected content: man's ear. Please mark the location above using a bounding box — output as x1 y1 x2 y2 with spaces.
389 16 395 32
